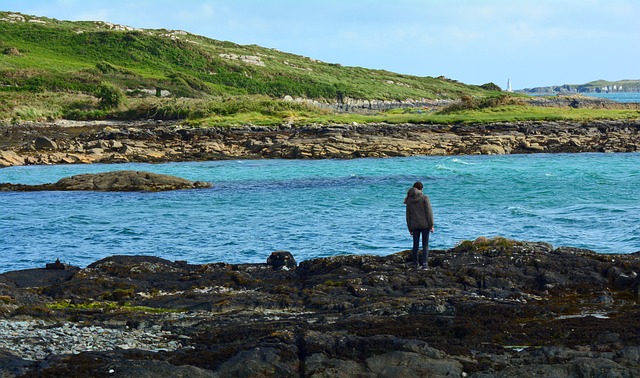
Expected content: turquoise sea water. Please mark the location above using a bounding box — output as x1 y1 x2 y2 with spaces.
581 92 640 103
1 153 639 273
526 92 640 103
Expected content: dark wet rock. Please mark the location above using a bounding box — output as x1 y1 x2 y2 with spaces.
45 258 67 270
267 250 297 270
211 345 300 377
0 170 212 192
0 350 32 378
22 350 216 378
1 237 639 377
1 265 80 289
33 135 57 150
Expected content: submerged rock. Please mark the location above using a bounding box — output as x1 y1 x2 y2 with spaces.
0 170 212 192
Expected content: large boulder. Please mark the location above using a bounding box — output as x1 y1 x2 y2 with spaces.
53 170 211 191
0 170 212 192
33 136 58 150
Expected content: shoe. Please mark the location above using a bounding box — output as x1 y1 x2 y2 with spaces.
420 264 429 270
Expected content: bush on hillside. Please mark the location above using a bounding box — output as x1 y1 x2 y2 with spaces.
96 61 136 76
480 82 502 91
438 94 523 114
95 81 126 109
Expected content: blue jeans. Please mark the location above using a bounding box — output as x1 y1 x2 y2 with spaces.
412 228 430 266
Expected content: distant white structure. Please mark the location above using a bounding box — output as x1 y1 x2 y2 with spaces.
506 79 513 92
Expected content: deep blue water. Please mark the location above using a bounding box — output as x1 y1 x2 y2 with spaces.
1 153 639 273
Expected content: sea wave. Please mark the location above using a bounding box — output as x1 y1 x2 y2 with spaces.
1 153 639 272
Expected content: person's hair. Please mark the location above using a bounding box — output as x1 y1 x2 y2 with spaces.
404 181 424 204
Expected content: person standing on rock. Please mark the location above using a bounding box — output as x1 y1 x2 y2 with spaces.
405 181 434 270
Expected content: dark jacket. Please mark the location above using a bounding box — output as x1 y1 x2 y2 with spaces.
405 187 434 232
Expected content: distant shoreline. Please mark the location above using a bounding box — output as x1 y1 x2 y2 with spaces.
518 91 640 103
1 119 639 168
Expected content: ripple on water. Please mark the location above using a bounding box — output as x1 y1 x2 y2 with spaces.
1 153 639 272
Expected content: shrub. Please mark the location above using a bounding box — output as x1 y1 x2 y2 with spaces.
64 109 109 120
95 81 126 109
480 82 502 91
96 61 133 75
437 94 522 114
452 236 517 255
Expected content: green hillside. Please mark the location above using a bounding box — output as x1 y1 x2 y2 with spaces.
2 12 638 126
0 13 491 99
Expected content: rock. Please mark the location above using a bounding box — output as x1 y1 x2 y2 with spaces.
571 357 630 377
1 239 640 376
53 170 210 191
479 143 506 155
0 350 31 378
365 351 464 377
0 266 80 288
0 150 25 167
34 136 58 150
212 346 300 377
104 360 216 378
267 251 297 270
304 353 367 377
619 346 640 363
45 258 67 270
3 46 21 56
0 171 212 192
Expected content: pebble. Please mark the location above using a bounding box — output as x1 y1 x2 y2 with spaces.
0 319 188 361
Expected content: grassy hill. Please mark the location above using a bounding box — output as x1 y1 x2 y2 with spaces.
1 11 638 126
1 12 496 100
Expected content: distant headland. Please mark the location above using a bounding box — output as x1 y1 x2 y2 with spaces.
518 79 640 94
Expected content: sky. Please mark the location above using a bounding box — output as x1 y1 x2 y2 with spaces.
2 0 639 90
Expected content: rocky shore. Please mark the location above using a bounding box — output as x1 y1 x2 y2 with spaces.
1 237 639 377
1 119 639 168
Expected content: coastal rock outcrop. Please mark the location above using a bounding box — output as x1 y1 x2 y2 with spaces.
1 119 639 168
0 170 212 192
0 238 639 376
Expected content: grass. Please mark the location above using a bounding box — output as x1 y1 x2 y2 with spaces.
1 12 638 126
0 12 492 103
427 105 640 124
452 236 519 255
189 103 640 127
46 299 183 314
3 90 639 125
